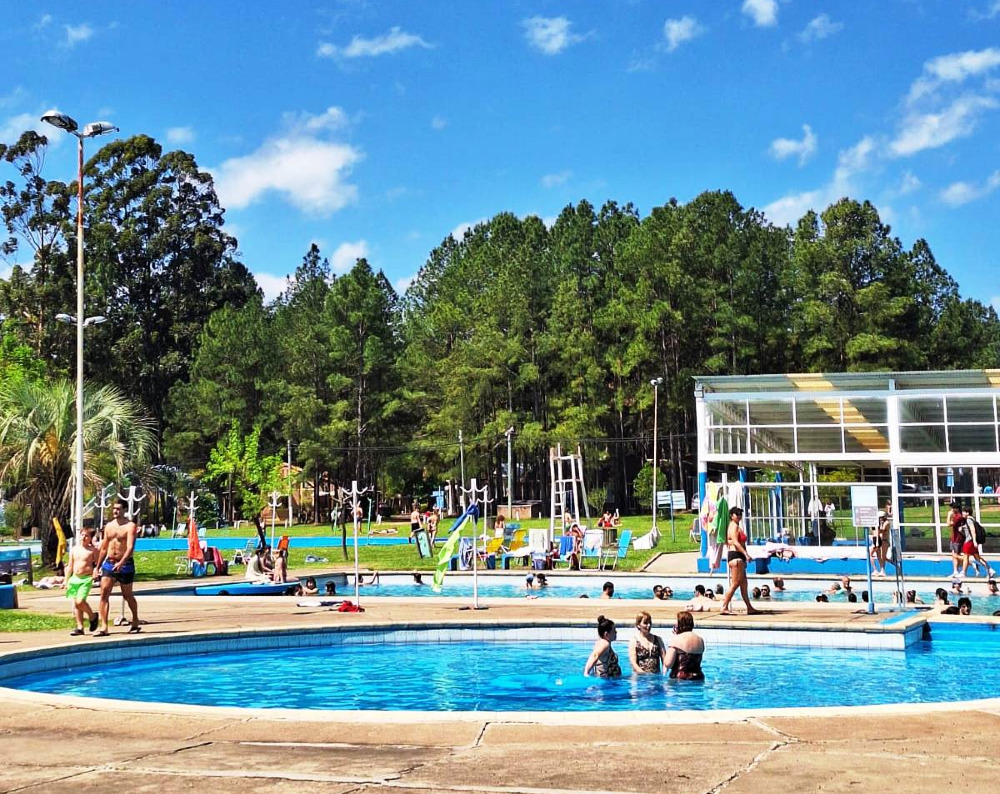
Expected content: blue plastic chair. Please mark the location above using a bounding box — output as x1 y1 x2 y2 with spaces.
600 529 633 570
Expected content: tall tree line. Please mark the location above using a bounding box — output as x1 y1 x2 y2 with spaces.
3 130 998 516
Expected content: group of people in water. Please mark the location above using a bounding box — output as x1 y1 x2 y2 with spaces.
583 611 705 680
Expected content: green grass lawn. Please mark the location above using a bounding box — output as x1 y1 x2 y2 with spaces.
134 515 699 582
0 611 75 632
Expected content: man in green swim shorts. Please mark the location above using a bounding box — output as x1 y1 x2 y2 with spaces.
65 527 99 636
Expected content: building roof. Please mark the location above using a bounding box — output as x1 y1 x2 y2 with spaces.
695 370 1000 394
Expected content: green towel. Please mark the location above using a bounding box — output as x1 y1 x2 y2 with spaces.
715 496 729 544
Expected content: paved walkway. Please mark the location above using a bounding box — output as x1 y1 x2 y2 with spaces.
3 582 1000 793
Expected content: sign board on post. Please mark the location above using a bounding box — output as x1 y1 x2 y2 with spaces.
671 491 687 510
851 485 880 528
656 491 671 508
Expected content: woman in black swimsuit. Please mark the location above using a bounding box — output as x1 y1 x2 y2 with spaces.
720 506 760 615
628 610 667 674
583 615 622 678
664 610 705 680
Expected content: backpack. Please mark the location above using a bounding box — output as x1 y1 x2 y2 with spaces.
970 518 986 546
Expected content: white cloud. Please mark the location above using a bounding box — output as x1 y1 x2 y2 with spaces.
940 170 1000 206
63 23 93 47
331 240 369 274
890 94 998 157
166 126 194 145
0 87 26 108
212 107 362 215
626 52 656 73
317 26 431 59
254 272 288 302
798 14 843 43
762 137 874 227
541 170 572 188
35 14 52 29
451 218 488 241
907 48 1000 104
663 16 704 52
742 0 778 28
523 17 588 55
281 106 348 134
0 113 47 145
897 170 921 195
394 274 415 294
970 2 1000 20
431 115 447 130
768 124 817 166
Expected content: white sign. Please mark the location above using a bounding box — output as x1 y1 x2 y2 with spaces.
671 491 687 510
656 490 671 507
850 485 880 528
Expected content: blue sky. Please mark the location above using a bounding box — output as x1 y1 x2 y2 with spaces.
3 1 1000 309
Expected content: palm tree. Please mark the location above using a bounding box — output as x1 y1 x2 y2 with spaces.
0 378 157 566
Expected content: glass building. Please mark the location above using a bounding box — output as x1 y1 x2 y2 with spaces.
695 370 1000 553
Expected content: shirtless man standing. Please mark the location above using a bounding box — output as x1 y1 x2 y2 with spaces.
65 527 99 636
95 499 140 635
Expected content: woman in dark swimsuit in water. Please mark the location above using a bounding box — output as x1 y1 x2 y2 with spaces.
583 615 621 678
628 610 667 674
664 610 705 680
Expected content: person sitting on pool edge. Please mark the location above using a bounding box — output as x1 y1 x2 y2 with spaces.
583 615 621 678
664 611 705 680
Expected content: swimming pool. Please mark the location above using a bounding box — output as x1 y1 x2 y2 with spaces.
326 573 1000 609
4 621 993 713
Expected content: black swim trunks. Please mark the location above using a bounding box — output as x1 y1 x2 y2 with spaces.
101 558 136 585
727 551 747 564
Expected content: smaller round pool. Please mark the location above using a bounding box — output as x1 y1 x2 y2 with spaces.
2 623 996 713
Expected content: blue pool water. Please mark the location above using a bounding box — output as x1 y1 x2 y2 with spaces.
340 577 1000 610
5 624 997 711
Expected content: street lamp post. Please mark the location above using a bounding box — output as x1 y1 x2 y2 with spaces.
650 377 664 536
504 426 515 522
42 110 119 540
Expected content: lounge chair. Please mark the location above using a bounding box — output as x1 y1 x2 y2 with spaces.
600 529 633 570
580 529 603 568
552 534 577 569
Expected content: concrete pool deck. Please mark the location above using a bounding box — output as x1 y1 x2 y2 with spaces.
2 583 1000 793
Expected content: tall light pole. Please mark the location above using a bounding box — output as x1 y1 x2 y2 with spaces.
650 377 664 534
42 110 119 540
504 426 515 521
